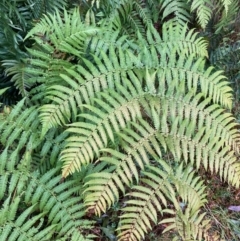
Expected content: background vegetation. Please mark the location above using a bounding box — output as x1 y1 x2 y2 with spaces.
1 0 240 240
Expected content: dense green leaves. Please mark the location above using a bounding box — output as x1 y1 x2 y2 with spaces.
0 0 240 240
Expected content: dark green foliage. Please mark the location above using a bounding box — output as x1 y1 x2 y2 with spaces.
0 0 68 104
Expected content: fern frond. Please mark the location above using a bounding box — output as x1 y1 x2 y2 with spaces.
137 41 232 109
0 164 94 240
83 118 163 215
0 98 41 151
40 45 232 139
190 0 213 28
160 55 232 109
141 21 208 58
31 0 68 19
40 128 69 166
162 209 214 241
25 8 99 57
0 197 57 241
61 85 143 178
100 0 151 36
87 30 138 57
0 148 28 200
2 59 32 98
39 47 139 136
24 168 94 239
220 0 232 13
24 46 73 103
145 87 240 185
215 0 238 33
117 160 207 241
160 0 191 25
133 0 152 26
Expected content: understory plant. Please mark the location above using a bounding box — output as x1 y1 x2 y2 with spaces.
0 0 240 240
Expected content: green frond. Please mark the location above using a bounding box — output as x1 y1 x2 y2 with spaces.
215 0 238 33
83 118 163 215
117 160 207 241
137 43 232 109
24 168 94 239
145 90 240 185
31 0 68 19
100 0 153 36
0 167 94 241
0 148 27 200
0 199 56 241
25 8 99 57
142 22 208 58
160 0 191 25
220 0 232 13
40 128 69 166
61 86 143 178
172 164 207 212
38 47 140 136
2 60 32 98
210 41 240 96
133 0 152 26
190 0 213 28
162 209 213 240
0 99 41 151
87 30 138 57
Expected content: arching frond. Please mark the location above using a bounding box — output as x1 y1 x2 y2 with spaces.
159 0 191 25
39 47 140 136
117 160 207 241
141 22 208 58
83 118 162 215
2 60 32 98
25 8 99 57
0 98 41 151
61 84 143 178
190 0 213 28
1 3 239 241
0 197 56 241
24 168 94 240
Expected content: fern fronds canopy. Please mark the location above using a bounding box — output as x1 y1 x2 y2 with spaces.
1 2 240 241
